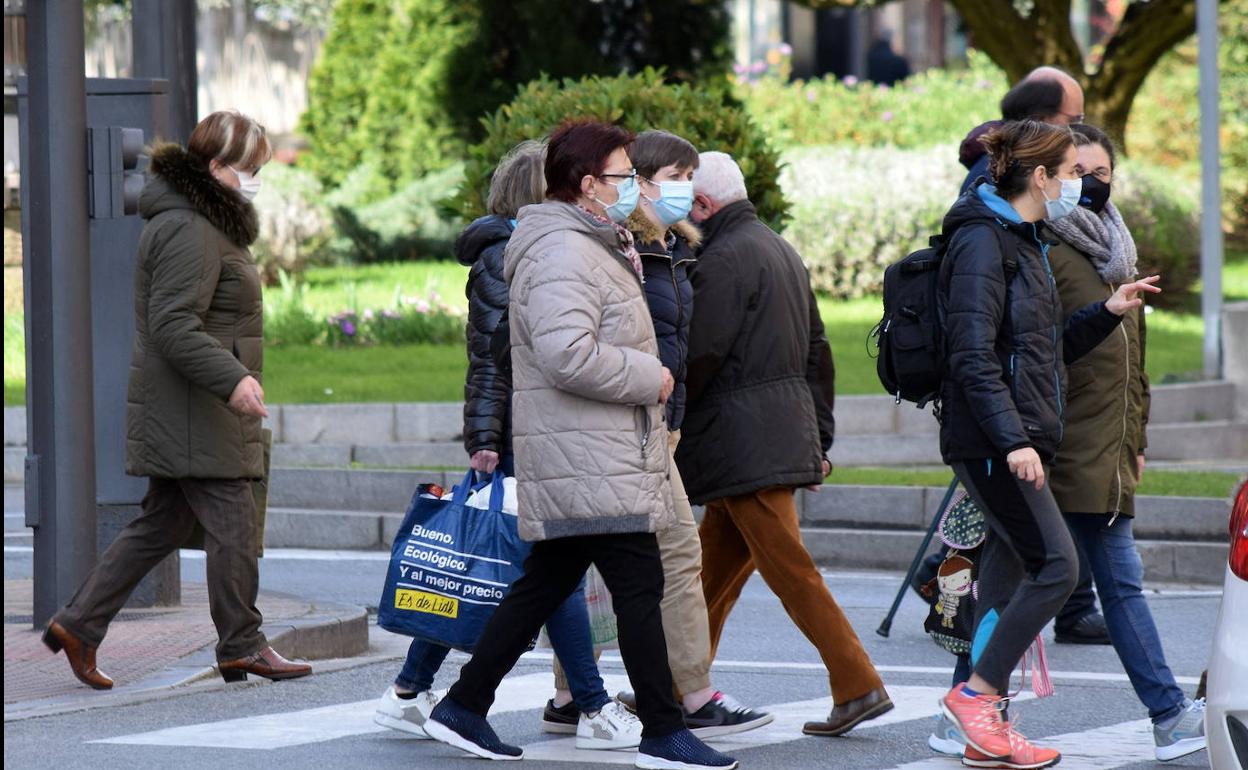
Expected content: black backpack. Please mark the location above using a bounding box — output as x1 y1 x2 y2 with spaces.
873 226 1014 408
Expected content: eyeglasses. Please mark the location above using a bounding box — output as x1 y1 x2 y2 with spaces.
599 170 637 182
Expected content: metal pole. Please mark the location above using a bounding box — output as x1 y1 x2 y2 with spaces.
24 0 98 628
132 0 196 143
877 477 959 638
1198 0 1223 380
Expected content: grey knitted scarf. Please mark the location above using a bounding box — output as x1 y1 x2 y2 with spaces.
1046 200 1138 284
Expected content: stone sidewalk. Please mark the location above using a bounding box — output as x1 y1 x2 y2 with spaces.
3 579 369 720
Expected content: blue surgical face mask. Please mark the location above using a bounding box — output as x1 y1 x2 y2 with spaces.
644 179 695 227
595 175 640 223
1043 175 1083 220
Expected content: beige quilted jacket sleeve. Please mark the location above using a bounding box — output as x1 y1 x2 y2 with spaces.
524 243 663 407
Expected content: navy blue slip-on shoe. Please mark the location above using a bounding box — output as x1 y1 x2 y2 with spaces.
635 728 738 769
423 697 522 761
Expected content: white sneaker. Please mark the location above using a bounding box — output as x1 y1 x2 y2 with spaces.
576 699 643 750
373 686 438 737
927 712 966 756
1154 697 1207 761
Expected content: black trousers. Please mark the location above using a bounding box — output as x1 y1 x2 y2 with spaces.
55 477 267 661
447 531 685 738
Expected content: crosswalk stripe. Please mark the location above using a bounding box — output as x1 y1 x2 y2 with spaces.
89 669 1158 770
882 718 1156 769
520 686 1038 764
90 673 630 750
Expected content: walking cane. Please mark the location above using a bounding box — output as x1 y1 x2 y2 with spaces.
876 477 959 638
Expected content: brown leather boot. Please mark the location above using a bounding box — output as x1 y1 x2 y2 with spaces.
802 686 893 736
217 646 312 682
42 621 114 690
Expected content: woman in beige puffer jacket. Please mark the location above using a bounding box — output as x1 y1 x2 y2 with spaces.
424 121 737 770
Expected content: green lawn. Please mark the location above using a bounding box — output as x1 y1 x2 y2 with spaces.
5 254 1247 406
824 466 1243 498
264 344 467 403
296 261 470 315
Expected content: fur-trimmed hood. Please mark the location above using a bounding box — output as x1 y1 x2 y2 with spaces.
625 209 702 256
140 142 259 247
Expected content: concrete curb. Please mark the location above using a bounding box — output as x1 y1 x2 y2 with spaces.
2 591 369 722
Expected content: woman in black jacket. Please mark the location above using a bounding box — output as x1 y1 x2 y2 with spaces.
935 120 1160 767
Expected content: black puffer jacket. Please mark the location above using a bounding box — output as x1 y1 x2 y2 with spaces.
675 200 836 504
937 183 1123 463
457 214 513 456
633 217 700 431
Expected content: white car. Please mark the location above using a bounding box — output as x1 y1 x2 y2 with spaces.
1207 478 1248 770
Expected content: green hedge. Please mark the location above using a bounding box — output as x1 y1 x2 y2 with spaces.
739 50 1006 150
454 69 788 229
782 145 1199 307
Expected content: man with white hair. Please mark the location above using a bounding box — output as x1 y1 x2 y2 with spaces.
677 151 892 736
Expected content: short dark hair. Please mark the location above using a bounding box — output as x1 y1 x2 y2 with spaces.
1070 122 1116 170
544 120 636 204
1000 78 1065 122
629 130 699 180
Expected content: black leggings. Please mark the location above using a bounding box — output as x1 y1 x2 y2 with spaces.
953 458 1079 693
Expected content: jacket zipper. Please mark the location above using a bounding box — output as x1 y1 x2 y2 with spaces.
1036 230 1063 444
671 258 688 385
638 407 650 463
1009 353 1018 403
1111 283 1130 517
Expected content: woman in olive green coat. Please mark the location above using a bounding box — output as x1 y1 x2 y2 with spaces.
1045 124 1206 762
42 111 312 691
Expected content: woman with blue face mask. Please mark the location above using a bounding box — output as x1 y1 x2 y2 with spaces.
421 120 737 770
933 120 1161 768
610 130 773 736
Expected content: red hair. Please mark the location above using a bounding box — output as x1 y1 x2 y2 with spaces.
544 120 635 204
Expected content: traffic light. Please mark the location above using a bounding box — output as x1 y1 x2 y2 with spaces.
87 125 146 218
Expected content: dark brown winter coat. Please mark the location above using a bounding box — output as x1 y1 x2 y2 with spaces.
125 143 264 480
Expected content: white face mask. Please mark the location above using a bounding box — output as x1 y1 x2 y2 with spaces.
1042 175 1082 221
231 166 262 202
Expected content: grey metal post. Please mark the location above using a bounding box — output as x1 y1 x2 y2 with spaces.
1198 0 1223 380
132 0 196 143
22 0 98 628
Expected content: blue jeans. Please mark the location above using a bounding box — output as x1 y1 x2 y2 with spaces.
1064 513 1186 723
395 582 607 712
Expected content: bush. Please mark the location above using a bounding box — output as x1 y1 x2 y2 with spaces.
266 274 466 349
326 164 465 264
782 145 1200 306
353 0 470 199
781 144 964 298
455 69 789 229
264 271 324 346
324 296 465 347
441 0 732 144
251 164 334 283
1128 5 1248 245
1112 161 1200 306
739 50 1007 150
297 0 391 188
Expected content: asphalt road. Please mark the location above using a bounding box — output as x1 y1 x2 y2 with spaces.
3 548 1219 769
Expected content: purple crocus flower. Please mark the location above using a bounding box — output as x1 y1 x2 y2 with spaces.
342 320 356 337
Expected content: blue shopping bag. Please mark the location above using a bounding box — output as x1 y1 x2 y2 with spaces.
378 471 531 652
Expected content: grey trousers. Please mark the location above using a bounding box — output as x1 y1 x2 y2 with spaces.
55 477 267 661
953 459 1079 693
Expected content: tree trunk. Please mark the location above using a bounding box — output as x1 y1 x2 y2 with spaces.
796 0 1215 155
